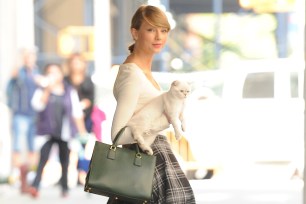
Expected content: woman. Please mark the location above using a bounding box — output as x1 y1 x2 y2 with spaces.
65 53 94 133
6 47 40 193
64 53 96 185
108 5 195 204
28 63 87 198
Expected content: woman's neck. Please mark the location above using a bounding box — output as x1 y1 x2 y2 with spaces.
125 52 153 72
124 52 161 91
50 83 65 95
69 73 84 86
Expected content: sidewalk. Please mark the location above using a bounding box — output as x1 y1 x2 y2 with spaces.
0 184 109 204
0 179 302 204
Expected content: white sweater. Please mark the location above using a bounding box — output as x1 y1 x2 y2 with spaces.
111 63 162 144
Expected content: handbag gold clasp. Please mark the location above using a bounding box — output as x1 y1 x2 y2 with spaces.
134 153 142 166
135 153 142 159
109 145 116 151
108 145 117 160
85 186 92 192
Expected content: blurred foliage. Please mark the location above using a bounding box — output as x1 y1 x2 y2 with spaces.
167 12 279 72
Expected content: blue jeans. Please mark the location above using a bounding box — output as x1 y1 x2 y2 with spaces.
12 114 36 152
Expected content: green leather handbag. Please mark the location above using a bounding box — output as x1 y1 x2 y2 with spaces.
84 127 156 204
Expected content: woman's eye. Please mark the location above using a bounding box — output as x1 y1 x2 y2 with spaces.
161 29 168 33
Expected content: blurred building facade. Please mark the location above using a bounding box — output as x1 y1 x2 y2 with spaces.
0 0 304 179
1 0 303 101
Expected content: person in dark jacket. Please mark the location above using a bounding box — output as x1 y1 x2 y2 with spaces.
64 53 98 185
64 53 94 133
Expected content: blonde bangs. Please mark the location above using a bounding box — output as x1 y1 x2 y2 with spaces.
142 6 170 31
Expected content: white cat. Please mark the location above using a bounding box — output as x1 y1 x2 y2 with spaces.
127 80 191 155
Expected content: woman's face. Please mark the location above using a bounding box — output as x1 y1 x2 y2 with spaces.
69 57 86 73
132 20 169 54
23 52 37 69
45 65 63 84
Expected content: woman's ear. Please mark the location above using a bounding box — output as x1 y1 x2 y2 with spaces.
131 28 138 41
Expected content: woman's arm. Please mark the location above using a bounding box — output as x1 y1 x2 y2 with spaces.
31 89 49 111
111 69 141 144
70 89 87 134
80 77 95 112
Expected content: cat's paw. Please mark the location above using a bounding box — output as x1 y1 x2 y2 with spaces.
175 131 184 140
176 135 182 140
144 148 154 155
175 132 183 140
139 144 154 155
134 136 145 145
138 143 153 155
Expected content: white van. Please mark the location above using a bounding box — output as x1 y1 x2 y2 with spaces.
153 58 304 179
185 58 305 180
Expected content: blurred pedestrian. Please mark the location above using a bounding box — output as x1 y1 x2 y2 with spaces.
6 47 41 193
90 105 106 142
27 63 87 198
64 53 94 133
64 53 96 185
108 5 195 203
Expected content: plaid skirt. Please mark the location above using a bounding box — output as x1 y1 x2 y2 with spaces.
107 135 196 204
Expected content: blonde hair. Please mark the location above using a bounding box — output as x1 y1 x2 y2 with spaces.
128 5 171 53
67 53 86 68
64 52 87 75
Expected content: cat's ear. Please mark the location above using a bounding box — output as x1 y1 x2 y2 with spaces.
171 80 180 86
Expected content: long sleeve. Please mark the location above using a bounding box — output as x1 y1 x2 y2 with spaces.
111 64 161 145
111 67 141 144
70 89 83 119
31 89 46 111
79 76 95 117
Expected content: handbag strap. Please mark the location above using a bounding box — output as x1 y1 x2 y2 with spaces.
109 126 144 166
112 126 140 154
112 126 128 146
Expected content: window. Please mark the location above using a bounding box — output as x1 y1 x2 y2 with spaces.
290 72 299 98
242 72 274 98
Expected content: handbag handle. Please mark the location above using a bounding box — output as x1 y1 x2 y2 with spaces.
108 126 143 167
112 126 128 146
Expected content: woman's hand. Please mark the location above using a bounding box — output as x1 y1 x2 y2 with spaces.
80 98 92 110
